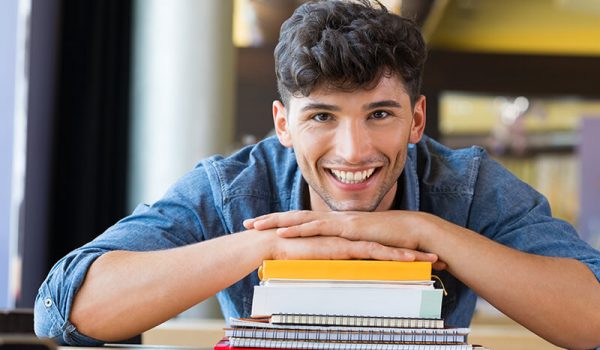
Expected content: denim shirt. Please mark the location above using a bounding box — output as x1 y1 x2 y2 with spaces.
34 135 600 346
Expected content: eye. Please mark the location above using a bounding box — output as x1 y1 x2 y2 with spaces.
312 113 333 122
370 110 390 120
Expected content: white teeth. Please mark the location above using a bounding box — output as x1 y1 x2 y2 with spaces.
330 168 376 184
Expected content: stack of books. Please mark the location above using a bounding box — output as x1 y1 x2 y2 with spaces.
215 260 484 350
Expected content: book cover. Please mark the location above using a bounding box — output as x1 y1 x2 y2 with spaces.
226 319 469 344
251 284 443 319
258 260 432 281
230 317 456 333
268 313 444 329
227 337 473 349
261 279 435 288
215 337 485 350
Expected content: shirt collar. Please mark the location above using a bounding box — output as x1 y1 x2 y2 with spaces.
398 143 420 211
289 167 307 211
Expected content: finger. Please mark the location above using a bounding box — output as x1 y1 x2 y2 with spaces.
242 218 255 229
292 238 404 261
276 212 370 240
243 214 275 229
346 241 417 262
432 260 448 271
253 211 319 230
410 251 438 263
277 236 422 263
243 212 290 230
276 219 343 238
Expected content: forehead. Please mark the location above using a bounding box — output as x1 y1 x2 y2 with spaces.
289 75 410 108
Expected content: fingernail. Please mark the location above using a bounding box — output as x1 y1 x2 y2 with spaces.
405 252 415 260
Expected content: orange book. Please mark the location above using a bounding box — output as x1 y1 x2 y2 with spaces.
258 260 431 282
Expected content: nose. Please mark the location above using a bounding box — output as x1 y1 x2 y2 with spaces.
334 120 371 164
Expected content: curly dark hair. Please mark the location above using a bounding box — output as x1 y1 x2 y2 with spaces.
275 0 427 107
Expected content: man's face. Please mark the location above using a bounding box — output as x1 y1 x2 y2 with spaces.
273 75 426 212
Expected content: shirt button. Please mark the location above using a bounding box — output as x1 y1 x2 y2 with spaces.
44 298 53 308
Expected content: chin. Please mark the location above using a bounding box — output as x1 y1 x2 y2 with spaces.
326 200 379 212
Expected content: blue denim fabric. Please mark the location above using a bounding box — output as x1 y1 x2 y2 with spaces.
34 135 600 345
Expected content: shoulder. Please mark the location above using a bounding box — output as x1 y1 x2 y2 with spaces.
411 136 540 228
412 135 487 195
201 135 299 205
199 136 300 233
415 138 552 235
413 135 533 200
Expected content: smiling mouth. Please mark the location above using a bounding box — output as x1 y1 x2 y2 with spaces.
329 168 378 184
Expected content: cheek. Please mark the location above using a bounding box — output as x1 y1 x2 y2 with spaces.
294 130 329 161
375 134 406 157
297 144 325 167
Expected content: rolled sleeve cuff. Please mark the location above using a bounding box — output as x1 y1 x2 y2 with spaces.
34 282 104 346
34 249 108 346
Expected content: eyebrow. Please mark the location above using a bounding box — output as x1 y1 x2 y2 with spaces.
300 100 402 113
300 102 341 113
364 100 402 110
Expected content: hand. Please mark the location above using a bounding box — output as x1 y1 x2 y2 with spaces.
246 211 446 268
245 210 426 249
263 230 425 262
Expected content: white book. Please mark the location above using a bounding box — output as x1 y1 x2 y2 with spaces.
251 284 443 319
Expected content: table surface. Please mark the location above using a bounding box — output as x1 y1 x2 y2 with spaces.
57 311 562 350
61 346 212 350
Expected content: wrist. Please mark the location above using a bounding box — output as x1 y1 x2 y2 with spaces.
246 228 278 261
412 211 441 253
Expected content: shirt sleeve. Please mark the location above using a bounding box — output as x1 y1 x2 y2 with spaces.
34 164 226 345
468 153 600 281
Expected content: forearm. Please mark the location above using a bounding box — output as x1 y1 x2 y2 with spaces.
70 229 273 342
420 214 600 349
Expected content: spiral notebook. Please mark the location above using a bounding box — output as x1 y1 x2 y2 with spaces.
215 337 478 350
222 316 470 349
266 313 444 329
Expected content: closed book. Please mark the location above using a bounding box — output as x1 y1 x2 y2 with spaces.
258 260 431 281
267 314 444 329
226 318 469 344
261 279 435 288
230 317 453 333
215 338 486 350
227 337 472 350
251 284 442 319
226 329 467 344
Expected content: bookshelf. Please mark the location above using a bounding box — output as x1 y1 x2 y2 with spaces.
438 92 599 227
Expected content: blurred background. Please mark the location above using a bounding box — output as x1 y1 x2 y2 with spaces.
2 0 600 348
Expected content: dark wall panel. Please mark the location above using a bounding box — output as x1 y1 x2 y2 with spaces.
48 0 132 268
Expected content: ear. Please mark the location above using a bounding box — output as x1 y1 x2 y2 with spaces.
272 100 293 147
409 95 427 144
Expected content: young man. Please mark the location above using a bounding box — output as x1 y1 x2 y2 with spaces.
35 1 600 348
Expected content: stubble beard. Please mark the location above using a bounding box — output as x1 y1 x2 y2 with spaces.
307 165 402 212
320 175 397 212
302 151 407 212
